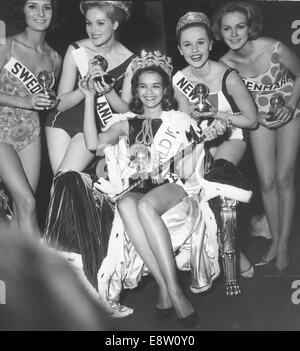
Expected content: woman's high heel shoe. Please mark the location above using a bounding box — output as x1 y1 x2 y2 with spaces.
155 307 174 320
178 310 199 328
240 264 255 278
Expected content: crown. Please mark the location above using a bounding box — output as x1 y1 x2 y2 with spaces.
131 50 173 78
176 12 211 33
80 1 132 20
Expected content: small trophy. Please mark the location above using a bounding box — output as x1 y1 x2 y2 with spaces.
90 55 114 85
37 71 57 107
194 83 212 113
129 144 151 173
266 93 285 121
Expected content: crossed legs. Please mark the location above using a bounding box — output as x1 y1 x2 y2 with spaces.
117 183 195 319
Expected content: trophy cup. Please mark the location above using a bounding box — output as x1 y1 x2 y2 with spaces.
37 71 57 108
266 93 285 121
194 83 212 113
90 55 114 85
128 144 151 174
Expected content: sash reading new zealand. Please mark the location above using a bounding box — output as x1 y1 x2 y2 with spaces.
242 74 289 92
173 71 198 104
72 47 113 128
4 57 42 94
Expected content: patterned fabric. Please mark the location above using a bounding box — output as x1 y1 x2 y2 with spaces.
0 66 40 152
245 41 300 118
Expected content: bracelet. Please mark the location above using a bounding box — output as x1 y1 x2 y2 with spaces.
224 118 233 128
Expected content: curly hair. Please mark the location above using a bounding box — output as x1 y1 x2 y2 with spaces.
79 1 131 27
7 0 59 32
129 66 178 115
212 2 263 41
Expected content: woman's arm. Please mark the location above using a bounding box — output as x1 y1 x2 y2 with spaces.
91 61 133 113
278 42 300 114
217 70 258 129
56 45 85 112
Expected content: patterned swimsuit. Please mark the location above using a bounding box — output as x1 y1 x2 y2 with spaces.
242 41 300 118
0 39 58 152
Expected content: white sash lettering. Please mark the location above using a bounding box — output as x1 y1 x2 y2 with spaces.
72 47 113 127
243 74 289 92
4 57 42 94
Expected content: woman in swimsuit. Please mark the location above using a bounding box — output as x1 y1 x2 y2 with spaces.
45 0 135 175
0 0 61 238
173 11 257 279
213 2 300 272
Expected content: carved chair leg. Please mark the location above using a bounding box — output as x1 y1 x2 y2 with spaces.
218 196 241 296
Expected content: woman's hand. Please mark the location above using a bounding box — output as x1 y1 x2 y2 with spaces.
275 105 295 124
24 93 52 110
78 77 95 97
259 111 284 129
90 73 116 95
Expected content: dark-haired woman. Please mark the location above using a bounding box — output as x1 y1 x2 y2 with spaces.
78 48 228 325
213 2 300 272
45 0 135 175
0 0 61 238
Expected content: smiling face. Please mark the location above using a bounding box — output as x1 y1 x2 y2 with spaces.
137 71 165 111
23 0 53 31
220 11 249 51
85 7 118 47
178 25 212 69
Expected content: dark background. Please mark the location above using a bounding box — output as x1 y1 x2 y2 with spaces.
1 0 300 226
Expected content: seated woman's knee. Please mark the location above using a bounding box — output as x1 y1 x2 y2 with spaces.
137 196 158 217
117 195 137 215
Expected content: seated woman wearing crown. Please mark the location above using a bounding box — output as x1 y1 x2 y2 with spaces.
172 12 258 293
44 49 228 324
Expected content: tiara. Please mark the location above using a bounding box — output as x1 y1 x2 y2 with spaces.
80 1 132 20
176 12 211 33
131 50 173 78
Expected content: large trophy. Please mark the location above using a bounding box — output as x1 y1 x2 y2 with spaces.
266 93 285 121
194 83 212 113
37 71 57 108
90 55 114 85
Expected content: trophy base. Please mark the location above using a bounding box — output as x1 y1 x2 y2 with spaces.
266 112 276 122
94 74 114 86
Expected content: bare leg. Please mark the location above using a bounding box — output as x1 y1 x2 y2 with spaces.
0 143 40 239
18 139 41 193
136 184 195 318
250 126 279 262
276 117 300 271
117 192 172 309
57 133 95 173
45 127 71 174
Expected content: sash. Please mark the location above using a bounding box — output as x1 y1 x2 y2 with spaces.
242 73 289 93
72 47 113 128
4 57 42 94
173 71 198 104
